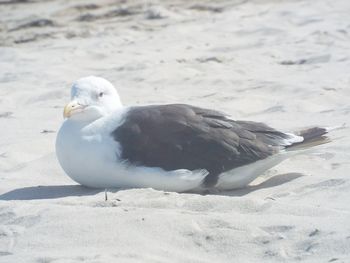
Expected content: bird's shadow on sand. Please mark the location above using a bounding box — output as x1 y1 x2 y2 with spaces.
0 173 304 201
220 172 304 197
0 185 102 200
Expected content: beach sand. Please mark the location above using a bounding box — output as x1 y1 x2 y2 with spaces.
0 0 349 262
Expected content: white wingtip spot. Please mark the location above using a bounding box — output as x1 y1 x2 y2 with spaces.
282 133 304 146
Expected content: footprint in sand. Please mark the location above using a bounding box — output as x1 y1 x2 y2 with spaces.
0 206 41 256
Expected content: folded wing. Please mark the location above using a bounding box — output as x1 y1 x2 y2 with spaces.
112 104 296 186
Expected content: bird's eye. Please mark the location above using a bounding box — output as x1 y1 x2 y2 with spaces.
98 92 104 98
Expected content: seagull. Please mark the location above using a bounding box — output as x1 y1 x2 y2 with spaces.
56 76 331 192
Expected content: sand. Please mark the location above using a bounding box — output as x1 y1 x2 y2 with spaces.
0 0 350 262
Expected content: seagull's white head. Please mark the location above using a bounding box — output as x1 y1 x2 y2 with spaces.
63 76 122 122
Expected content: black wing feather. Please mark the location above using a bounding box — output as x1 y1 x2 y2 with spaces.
112 104 280 187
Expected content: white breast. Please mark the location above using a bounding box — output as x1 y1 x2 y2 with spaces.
55 119 120 187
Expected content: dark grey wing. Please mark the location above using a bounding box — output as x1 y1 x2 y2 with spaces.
112 104 278 187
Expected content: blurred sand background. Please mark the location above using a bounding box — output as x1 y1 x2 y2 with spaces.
0 0 350 262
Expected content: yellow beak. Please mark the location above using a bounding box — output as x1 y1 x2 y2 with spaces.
63 101 85 118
